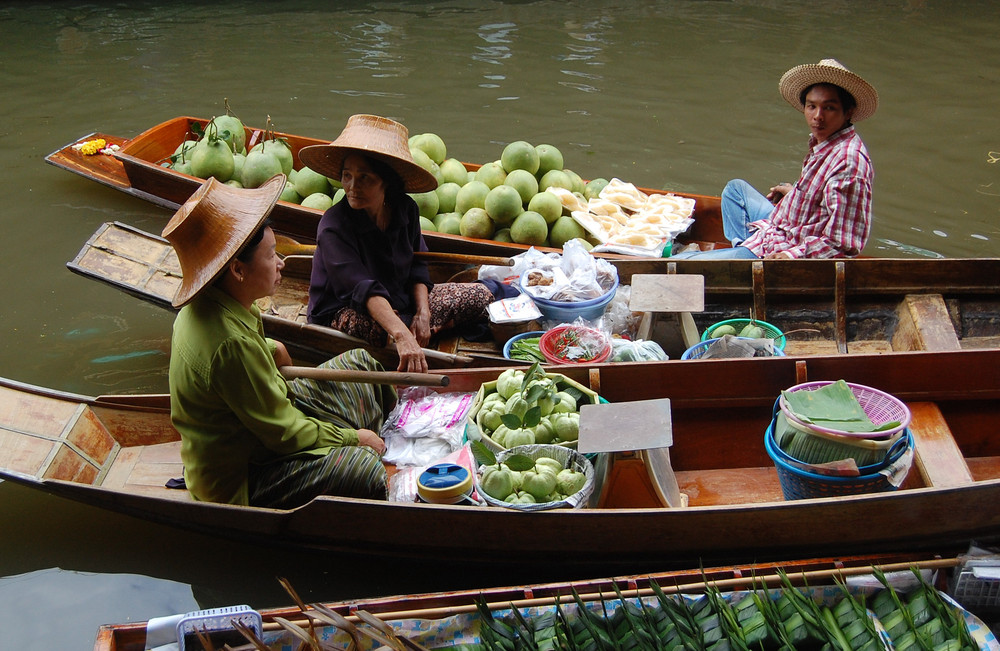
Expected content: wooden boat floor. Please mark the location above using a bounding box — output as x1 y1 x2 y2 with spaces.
103 440 190 501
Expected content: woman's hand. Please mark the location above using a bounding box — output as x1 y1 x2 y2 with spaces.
410 309 431 347
357 428 386 456
394 330 429 374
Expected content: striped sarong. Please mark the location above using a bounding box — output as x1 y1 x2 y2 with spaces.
248 349 396 508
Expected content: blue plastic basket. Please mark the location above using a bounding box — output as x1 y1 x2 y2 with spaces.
764 417 912 500
502 330 546 360
519 273 619 322
681 337 787 360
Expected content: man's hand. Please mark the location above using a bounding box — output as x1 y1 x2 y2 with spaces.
766 182 794 205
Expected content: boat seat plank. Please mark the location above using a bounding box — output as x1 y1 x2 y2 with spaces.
966 456 1000 481
892 294 961 352
907 401 974 488
675 467 785 506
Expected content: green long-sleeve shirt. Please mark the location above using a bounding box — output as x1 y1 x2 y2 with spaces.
168 287 358 505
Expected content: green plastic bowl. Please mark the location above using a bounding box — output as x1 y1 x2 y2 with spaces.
701 318 786 350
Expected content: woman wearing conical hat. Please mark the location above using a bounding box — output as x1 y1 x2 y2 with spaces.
674 58 878 260
300 115 503 374
162 175 393 507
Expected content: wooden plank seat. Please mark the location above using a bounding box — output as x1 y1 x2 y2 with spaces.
907 401 974 488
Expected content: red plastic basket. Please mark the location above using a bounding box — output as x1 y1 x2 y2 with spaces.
539 325 612 364
780 381 911 438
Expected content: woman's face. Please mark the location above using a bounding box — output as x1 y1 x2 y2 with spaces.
238 227 284 300
341 153 387 217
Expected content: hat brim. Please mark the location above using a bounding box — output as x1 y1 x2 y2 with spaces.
163 174 286 307
779 63 878 122
299 144 439 194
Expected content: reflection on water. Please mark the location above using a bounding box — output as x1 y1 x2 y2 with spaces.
2 1 1000 648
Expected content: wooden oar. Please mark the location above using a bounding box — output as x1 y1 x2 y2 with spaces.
279 365 449 387
274 234 514 267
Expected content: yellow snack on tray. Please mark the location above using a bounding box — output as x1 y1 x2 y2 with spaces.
78 138 107 155
598 178 649 211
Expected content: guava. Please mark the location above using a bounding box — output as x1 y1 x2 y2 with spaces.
505 428 535 448
521 468 556 500
532 418 556 444
505 394 531 420
556 468 586 496
552 391 577 413
534 457 564 476
496 369 524 399
552 412 580 442
480 464 515 500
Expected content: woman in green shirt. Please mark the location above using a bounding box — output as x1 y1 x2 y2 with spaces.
163 174 394 507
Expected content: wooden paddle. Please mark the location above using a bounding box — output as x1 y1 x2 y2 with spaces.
279 365 450 387
274 234 514 267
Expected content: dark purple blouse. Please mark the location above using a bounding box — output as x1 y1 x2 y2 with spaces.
307 195 433 326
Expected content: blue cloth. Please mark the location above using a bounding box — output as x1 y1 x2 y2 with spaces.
671 245 759 260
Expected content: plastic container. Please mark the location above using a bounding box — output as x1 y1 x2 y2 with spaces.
416 463 473 504
681 337 787 360
539 325 613 364
780 380 912 438
502 330 546 361
176 606 262 651
519 272 619 322
701 318 786 350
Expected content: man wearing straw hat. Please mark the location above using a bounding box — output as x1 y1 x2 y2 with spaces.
674 58 878 260
163 174 394 507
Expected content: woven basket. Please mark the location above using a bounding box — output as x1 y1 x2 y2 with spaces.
764 421 913 500
476 444 595 511
780 380 911 438
701 318 787 350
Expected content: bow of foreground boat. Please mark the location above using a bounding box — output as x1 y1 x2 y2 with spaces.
3 348 1000 570
45 115 729 254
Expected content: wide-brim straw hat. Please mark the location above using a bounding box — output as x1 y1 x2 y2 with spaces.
779 58 878 122
161 174 285 307
298 114 438 193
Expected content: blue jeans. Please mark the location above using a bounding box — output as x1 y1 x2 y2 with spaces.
670 179 772 260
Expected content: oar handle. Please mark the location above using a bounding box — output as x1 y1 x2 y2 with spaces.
279 366 450 387
414 251 514 267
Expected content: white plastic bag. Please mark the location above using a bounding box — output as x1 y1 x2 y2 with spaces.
380 387 475 467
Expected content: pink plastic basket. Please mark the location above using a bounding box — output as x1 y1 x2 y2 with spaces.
779 381 911 438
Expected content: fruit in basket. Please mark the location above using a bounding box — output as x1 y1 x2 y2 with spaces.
553 391 577 413
740 323 766 338
496 369 524 400
504 427 535 448
479 464 516 500
522 468 557 500
534 456 563 476
711 324 739 338
556 468 586 496
551 412 580 442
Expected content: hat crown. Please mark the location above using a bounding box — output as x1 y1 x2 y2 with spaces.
331 114 413 162
778 58 878 122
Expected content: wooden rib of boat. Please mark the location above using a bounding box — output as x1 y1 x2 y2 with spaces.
68 221 1000 367
93 551 960 651
44 115 727 257
4 348 1000 570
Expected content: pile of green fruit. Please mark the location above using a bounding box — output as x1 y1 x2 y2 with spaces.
706 320 767 339
479 453 587 505
474 365 592 449
407 132 606 249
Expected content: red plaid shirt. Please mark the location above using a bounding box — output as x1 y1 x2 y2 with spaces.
742 126 873 258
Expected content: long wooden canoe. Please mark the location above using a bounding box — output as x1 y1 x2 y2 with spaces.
68 221 1000 366
44 115 727 256
4 348 1000 571
93 552 963 651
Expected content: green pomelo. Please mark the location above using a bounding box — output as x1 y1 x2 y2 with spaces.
435 181 462 214
294 166 332 198
485 185 524 227
474 162 507 189
419 216 437 232
433 212 461 229
510 210 549 245
563 168 585 194
209 115 246 153
534 144 564 178
301 192 334 211
493 228 513 243
332 188 345 205
172 139 199 162
437 213 462 235
460 207 495 240
429 160 443 186
573 237 594 251
279 181 302 204
455 180 490 213
172 159 193 175
501 140 540 175
439 158 468 186
240 149 283 189
467 170 477 184
549 215 588 248
527 190 564 225
232 152 246 181
287 168 298 184
225 180 243 188
539 169 574 192
409 133 447 164
189 138 234 182
584 177 610 200
504 169 539 205
410 190 440 219
327 177 343 190
250 139 293 175
410 148 435 173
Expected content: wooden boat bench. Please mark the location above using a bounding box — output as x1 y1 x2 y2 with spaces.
906 401 974 488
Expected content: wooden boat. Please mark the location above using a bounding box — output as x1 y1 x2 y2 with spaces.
68 221 1000 366
4 347 1000 571
44 115 727 257
93 551 964 651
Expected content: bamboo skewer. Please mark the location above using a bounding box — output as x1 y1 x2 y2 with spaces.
259 557 960 632
279 365 450 387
